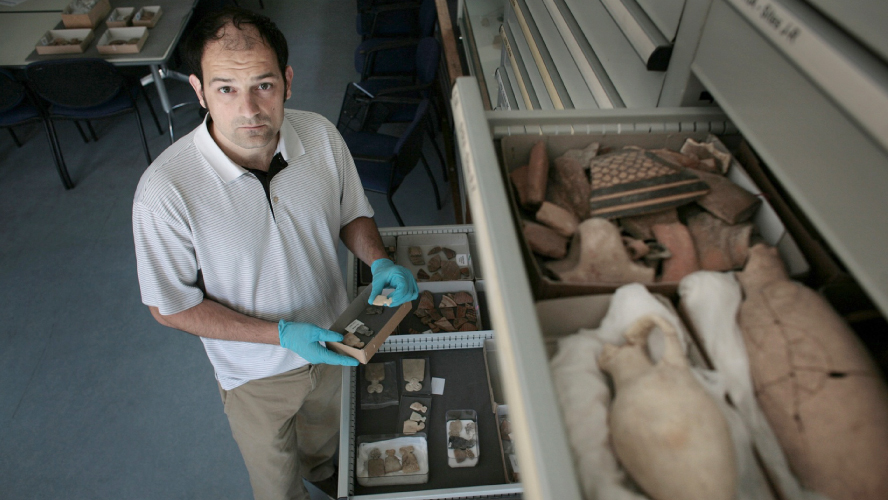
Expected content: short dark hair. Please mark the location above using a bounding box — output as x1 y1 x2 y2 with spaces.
183 7 289 83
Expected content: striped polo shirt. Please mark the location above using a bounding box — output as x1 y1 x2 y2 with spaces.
133 110 374 390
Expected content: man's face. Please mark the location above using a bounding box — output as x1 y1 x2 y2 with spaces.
189 24 293 157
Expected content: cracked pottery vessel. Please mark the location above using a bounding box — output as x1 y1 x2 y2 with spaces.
737 244 888 500
599 314 737 500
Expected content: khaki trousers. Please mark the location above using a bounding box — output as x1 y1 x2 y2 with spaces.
218 363 341 500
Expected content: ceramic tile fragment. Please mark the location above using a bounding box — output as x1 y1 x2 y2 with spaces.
416 268 429 281
441 308 455 320
427 254 442 272
372 295 392 307
408 246 425 266
384 449 402 473
368 448 385 477
417 291 435 310
439 295 457 308
401 446 420 474
443 247 457 260
434 317 456 332
453 291 473 304
440 260 460 280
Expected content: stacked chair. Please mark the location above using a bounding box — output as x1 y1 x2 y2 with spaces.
340 0 447 225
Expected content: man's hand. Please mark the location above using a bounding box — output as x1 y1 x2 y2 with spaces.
278 320 359 366
369 258 419 307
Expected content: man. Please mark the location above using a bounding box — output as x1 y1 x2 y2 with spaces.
132 7 418 500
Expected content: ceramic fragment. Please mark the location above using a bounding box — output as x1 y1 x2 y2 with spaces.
440 260 460 280
647 148 700 170
456 305 467 319
343 332 365 349
621 236 650 260
364 305 384 315
384 449 402 473
651 222 700 282
465 422 475 438
443 247 457 260
689 169 761 224
686 211 753 271
439 295 457 308
546 218 655 284
454 448 466 462
619 208 679 241
429 272 443 282
600 315 737 500
441 308 455 320
355 324 373 336
525 141 549 208
372 295 392 307
410 402 427 413
434 317 456 332
680 138 732 174
737 244 888 500
403 420 425 434
466 449 475 459
459 267 470 277
453 318 467 328
453 291 474 304
403 359 425 392
417 291 435 310
401 446 420 474
449 420 462 437
536 201 579 238
562 142 600 168
546 156 591 220
368 448 385 477
427 254 442 272
523 221 569 259
509 164 532 208
448 436 475 449
408 246 425 266
428 246 442 255
416 269 429 281
409 411 426 423
501 418 512 440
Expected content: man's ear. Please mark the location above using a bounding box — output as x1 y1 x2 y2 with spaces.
284 66 293 101
189 74 207 108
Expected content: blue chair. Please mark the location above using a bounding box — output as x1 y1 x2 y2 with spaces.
357 0 434 40
342 99 441 226
0 69 71 188
25 59 153 187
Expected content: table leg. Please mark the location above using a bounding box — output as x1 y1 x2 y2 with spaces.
142 64 194 144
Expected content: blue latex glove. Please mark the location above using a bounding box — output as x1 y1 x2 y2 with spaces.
278 320 359 366
369 258 419 307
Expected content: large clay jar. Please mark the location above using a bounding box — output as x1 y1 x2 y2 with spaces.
737 244 888 500
599 314 737 500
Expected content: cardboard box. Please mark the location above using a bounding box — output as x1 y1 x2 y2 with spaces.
500 134 810 300
399 280 483 334
132 5 162 28
35 29 94 55
397 232 475 282
327 286 411 364
97 26 147 54
61 0 111 29
105 7 135 28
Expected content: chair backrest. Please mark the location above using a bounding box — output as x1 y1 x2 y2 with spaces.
0 69 27 113
392 99 430 184
25 59 126 108
418 0 437 37
414 37 440 86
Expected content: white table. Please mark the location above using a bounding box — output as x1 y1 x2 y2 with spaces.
0 0 198 142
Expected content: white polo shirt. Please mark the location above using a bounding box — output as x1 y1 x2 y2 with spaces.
133 110 374 390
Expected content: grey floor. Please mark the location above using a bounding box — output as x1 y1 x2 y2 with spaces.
0 1 456 498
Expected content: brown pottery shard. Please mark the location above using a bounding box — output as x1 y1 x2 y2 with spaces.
453 291 473 304
459 323 478 332
460 267 470 277
546 156 591 220
453 318 467 328
456 305 466 319
536 201 579 238
384 449 402 473
416 269 429 281
619 208 679 241
400 446 421 474
427 254 442 272
429 272 443 281
651 222 700 282
441 260 460 280
546 218 654 283
509 165 532 208
680 138 732 174
443 247 457 260
368 448 385 477
648 148 701 170
439 295 458 308
523 221 569 259
689 169 761 224
737 244 888 500
435 317 456 332
562 142 599 168
621 236 650 261
441 308 455 320
408 246 425 266
428 246 441 255
686 212 752 271
417 290 435 310
525 141 549 208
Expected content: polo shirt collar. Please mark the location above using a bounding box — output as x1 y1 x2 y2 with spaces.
194 113 306 183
